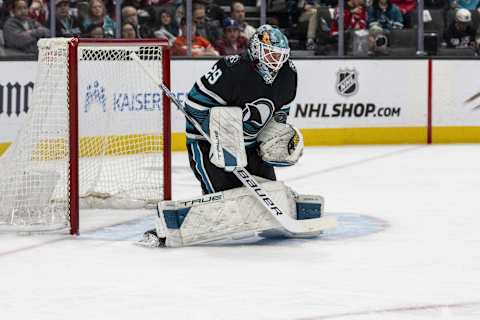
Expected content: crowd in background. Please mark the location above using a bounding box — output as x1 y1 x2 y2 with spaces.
0 0 479 56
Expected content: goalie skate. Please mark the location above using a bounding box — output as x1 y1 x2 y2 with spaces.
136 229 166 248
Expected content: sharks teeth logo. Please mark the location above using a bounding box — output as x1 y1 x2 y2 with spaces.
242 98 275 137
84 81 107 112
336 68 359 97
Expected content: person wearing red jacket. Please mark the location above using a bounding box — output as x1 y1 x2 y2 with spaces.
330 0 367 36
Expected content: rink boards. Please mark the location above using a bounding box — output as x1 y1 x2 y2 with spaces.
1 58 479 154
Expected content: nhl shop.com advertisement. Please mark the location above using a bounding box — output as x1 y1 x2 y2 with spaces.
291 60 428 129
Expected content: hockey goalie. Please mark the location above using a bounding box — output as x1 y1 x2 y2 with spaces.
139 25 335 247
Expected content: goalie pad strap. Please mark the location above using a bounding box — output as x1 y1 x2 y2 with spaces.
209 107 247 171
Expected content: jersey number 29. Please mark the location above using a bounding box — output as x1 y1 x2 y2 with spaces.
205 64 223 85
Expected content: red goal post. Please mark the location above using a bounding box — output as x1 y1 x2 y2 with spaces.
0 38 172 235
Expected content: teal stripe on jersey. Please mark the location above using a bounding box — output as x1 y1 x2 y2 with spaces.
188 85 219 107
191 142 214 193
280 105 291 114
185 104 209 122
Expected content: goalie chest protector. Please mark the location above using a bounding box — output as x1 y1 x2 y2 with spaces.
187 54 297 144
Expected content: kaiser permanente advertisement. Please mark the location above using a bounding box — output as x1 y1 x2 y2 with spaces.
0 59 479 154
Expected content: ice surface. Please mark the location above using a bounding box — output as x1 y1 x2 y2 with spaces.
1 145 480 320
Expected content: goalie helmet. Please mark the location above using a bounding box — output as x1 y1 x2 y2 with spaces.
248 24 290 84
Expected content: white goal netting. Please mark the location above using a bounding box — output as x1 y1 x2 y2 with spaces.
0 38 169 232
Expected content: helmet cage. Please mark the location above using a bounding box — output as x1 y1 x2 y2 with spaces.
258 42 290 73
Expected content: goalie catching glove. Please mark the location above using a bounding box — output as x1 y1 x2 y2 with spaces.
257 116 304 166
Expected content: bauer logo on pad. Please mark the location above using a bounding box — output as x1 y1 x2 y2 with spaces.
336 68 359 97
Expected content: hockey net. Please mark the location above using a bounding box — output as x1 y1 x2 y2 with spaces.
0 38 171 234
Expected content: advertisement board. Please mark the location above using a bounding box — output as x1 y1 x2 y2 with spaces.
292 60 428 128
432 60 480 142
0 61 36 150
2 58 480 154
291 60 428 144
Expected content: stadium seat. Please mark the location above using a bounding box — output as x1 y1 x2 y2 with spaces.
437 47 477 56
388 47 417 56
471 9 480 31
424 8 445 34
389 29 417 48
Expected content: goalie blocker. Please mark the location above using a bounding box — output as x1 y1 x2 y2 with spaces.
150 180 335 247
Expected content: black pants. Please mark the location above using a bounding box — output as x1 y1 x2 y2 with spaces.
187 140 276 194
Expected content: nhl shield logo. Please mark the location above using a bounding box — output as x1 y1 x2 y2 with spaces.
336 69 359 97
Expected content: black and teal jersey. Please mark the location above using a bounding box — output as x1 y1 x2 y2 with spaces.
184 54 297 147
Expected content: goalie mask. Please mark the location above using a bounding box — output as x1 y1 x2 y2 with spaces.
248 24 290 85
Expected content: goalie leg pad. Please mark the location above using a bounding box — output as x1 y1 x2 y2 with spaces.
155 181 327 247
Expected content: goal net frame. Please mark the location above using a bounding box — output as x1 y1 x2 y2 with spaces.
0 38 172 235
67 38 171 235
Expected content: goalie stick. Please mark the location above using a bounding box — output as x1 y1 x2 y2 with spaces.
130 52 335 235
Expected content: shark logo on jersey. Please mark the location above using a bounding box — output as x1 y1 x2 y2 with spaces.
242 98 275 137
84 80 107 112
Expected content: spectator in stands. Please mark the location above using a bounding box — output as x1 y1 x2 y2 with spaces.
152 9 179 45
121 0 145 10
171 17 219 56
193 3 221 43
445 0 480 28
367 0 404 31
175 3 184 26
77 1 90 23
451 0 480 10
55 0 81 37
231 1 256 39
0 0 9 28
286 0 300 27
85 23 105 38
477 24 480 47
144 0 176 13
267 15 281 27
331 0 367 36
122 6 139 35
122 22 137 38
3 0 49 54
82 0 116 38
214 17 248 55
444 8 477 48
122 5 152 38
28 0 47 26
298 0 321 50
159 9 179 36
389 0 416 27
195 0 225 26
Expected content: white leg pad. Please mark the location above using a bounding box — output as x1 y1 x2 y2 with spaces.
156 181 331 247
